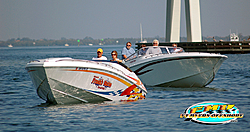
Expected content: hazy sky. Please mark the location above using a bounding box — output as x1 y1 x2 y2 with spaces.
0 0 250 41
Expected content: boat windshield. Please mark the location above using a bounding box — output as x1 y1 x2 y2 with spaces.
125 46 184 61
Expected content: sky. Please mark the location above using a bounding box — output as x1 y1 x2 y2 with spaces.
0 0 250 41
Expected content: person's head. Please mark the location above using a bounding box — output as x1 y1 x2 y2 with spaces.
97 48 103 58
172 44 177 48
126 42 132 49
141 44 146 50
111 50 118 59
152 39 159 46
141 44 146 48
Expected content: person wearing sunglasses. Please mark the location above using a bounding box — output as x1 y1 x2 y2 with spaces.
139 44 148 55
121 42 135 59
146 39 162 54
92 48 107 60
171 43 183 53
110 51 122 63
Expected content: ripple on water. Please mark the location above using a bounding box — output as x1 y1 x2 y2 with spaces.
0 47 249 131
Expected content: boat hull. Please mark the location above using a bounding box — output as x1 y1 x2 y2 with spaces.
126 53 227 87
26 58 147 104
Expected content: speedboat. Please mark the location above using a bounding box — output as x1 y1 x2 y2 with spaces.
26 58 147 104
124 46 228 87
8 44 13 47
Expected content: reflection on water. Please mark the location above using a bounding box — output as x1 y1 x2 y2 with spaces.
147 86 228 92
35 100 131 109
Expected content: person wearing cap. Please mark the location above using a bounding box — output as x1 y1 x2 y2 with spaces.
92 48 107 60
121 42 135 59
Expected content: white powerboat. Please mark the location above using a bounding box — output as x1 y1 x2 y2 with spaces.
124 46 228 87
26 58 147 104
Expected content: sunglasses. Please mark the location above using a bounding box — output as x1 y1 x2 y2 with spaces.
111 54 116 56
127 45 131 46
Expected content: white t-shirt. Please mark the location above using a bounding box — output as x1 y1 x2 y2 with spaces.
146 46 162 54
92 56 107 60
172 48 182 53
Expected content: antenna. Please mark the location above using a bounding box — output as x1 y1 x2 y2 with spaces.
18 21 20 39
140 23 143 42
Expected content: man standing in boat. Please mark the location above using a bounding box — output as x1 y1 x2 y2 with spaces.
92 48 107 60
146 39 162 54
122 42 135 59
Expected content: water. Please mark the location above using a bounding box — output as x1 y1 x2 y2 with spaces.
0 45 249 131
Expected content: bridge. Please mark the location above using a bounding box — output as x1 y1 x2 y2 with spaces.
155 0 250 54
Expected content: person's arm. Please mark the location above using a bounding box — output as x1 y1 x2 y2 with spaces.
121 47 127 59
122 54 127 59
116 59 123 63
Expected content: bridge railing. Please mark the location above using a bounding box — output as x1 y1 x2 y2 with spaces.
136 41 250 54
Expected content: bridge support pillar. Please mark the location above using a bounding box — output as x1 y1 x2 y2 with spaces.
166 0 202 42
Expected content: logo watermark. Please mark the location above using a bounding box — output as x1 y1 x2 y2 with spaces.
180 101 244 125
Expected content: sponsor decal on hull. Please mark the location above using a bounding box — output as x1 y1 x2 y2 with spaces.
91 76 112 90
66 67 146 101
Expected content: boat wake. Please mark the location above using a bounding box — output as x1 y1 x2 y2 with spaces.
146 86 228 92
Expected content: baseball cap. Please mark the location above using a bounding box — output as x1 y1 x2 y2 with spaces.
97 48 103 53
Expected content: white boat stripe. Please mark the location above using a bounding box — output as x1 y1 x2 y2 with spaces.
52 88 88 103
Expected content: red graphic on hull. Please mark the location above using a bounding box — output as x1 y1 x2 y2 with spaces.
120 84 146 102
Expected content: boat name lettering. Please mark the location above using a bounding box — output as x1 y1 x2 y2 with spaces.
103 80 112 87
130 60 136 63
91 76 112 90
76 67 88 70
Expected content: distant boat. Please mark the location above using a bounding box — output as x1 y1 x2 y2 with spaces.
8 44 13 47
65 44 69 46
139 40 148 43
89 44 93 46
139 23 147 43
99 43 103 45
230 30 239 41
230 33 239 41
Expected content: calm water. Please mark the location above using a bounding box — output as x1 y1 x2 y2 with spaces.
0 45 249 131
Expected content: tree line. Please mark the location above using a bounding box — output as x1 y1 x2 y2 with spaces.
1 35 249 47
